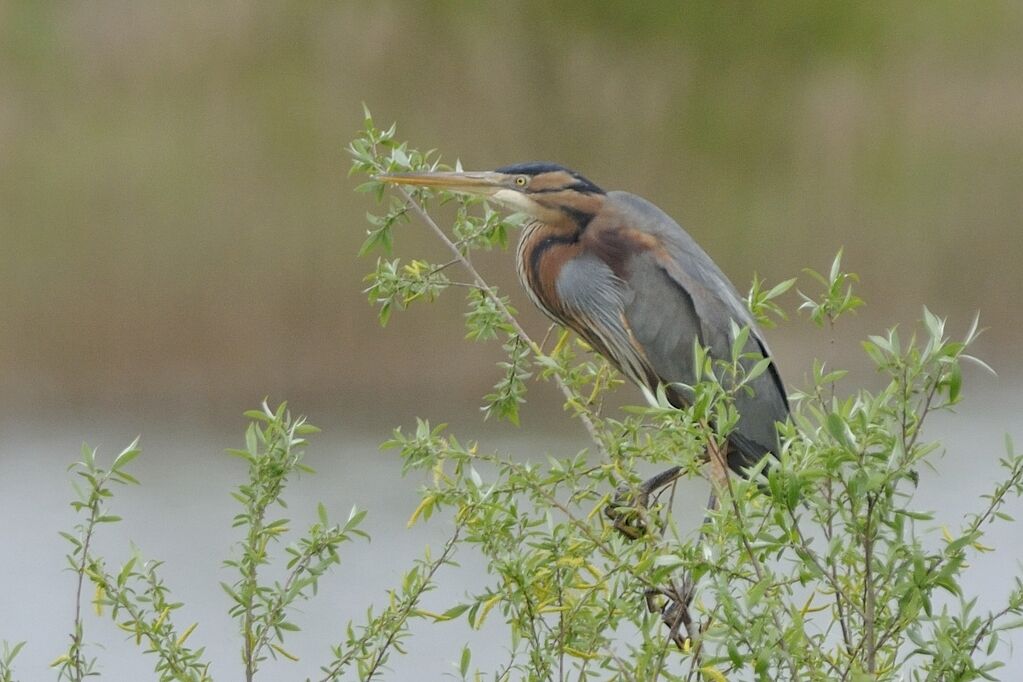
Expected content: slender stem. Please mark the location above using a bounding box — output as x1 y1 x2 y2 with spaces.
509 569 546 678
247 530 341 669
557 567 565 682
396 188 608 458
70 501 100 681
967 455 1023 536
428 258 461 275
362 527 460 680
788 506 865 620
903 378 937 459
319 526 461 682
862 495 877 674
607 652 640 682
821 479 854 655
712 428 800 680
965 602 1020 662
242 507 263 682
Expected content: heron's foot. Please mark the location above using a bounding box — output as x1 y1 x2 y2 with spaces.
645 575 696 649
604 466 682 540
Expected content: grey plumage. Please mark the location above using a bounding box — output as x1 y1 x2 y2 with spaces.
593 192 788 471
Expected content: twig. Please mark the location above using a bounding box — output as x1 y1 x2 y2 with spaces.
242 508 267 681
364 526 460 679
862 495 877 674
965 602 1020 663
318 526 461 682
70 501 100 680
396 188 608 458
710 425 801 680
247 529 342 670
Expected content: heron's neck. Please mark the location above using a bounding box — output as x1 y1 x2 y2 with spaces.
531 190 604 232
514 218 580 324
513 192 604 320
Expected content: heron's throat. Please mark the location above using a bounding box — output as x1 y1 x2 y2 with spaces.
534 189 603 231
513 191 603 324
514 219 580 325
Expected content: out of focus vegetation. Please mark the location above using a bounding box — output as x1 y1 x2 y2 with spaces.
1 2 1021 422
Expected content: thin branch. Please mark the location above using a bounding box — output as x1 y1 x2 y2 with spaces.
396 188 608 458
318 526 461 682
70 500 100 681
788 506 865 621
427 258 461 276
248 528 345 669
242 507 266 681
820 479 855 655
712 426 801 680
862 495 877 674
965 601 1022 663
364 526 460 680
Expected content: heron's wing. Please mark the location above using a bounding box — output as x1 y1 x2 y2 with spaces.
605 191 789 469
612 249 704 394
554 252 659 394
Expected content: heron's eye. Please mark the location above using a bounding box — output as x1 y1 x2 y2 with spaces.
514 175 528 187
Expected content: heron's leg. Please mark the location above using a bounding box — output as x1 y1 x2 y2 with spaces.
603 466 682 539
604 437 730 645
646 488 720 650
705 434 730 496
644 575 694 649
615 440 730 648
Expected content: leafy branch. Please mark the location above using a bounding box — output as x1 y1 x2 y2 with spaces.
54 439 141 681
349 107 609 457
222 401 368 681
348 110 1023 681
316 526 462 682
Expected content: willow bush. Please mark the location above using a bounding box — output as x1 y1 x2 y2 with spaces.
348 109 1023 682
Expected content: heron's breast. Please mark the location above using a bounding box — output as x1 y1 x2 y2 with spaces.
516 221 585 323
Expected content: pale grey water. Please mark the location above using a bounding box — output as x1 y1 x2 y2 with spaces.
1 383 1020 680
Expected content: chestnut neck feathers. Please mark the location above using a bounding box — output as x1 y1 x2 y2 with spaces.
511 166 607 325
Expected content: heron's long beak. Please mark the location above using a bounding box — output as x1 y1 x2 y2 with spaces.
376 170 506 196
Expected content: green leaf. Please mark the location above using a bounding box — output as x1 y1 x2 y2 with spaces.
746 357 772 382
826 413 857 450
652 554 685 571
359 223 393 256
829 248 844 283
946 362 962 402
112 439 142 470
766 277 797 299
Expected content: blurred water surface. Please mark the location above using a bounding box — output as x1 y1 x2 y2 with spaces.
1 377 1020 679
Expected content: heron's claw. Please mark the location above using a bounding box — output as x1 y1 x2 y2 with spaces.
604 466 682 539
644 575 696 649
604 496 648 540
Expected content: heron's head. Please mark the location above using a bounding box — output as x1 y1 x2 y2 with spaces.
378 162 605 226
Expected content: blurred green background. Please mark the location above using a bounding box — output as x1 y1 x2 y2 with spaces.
2 1 1021 428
